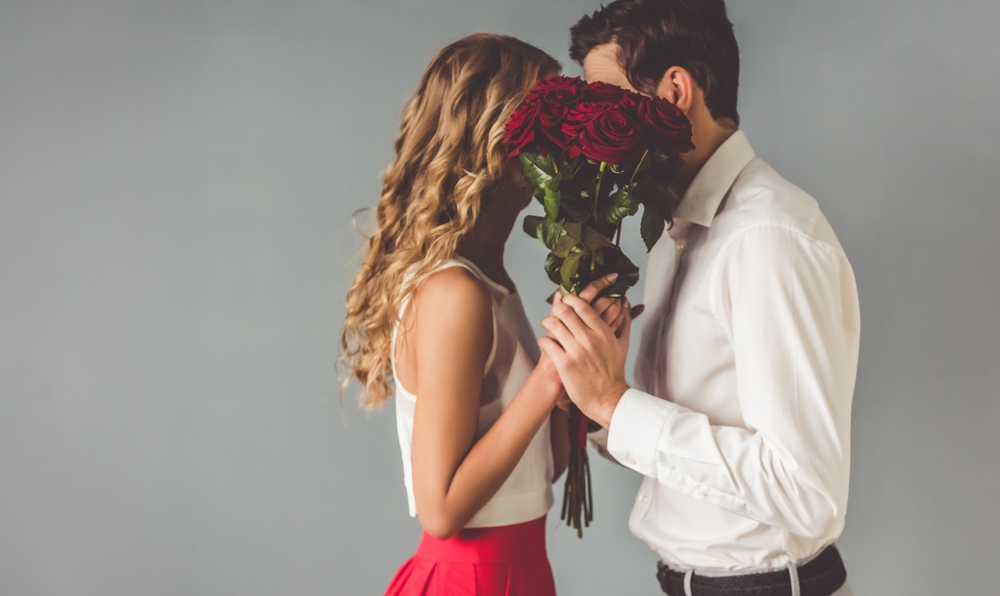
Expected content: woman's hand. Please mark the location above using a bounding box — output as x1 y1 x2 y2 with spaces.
534 350 565 406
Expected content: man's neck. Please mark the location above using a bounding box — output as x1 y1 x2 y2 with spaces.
670 116 738 200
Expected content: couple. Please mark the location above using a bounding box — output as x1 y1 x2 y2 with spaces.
342 1 859 595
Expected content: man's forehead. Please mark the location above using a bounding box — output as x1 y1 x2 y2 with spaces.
582 43 635 91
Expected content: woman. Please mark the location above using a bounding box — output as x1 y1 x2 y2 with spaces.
340 34 624 595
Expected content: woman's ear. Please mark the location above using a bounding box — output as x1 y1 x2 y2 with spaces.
655 66 695 114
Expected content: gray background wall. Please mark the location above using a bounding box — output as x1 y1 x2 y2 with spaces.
1 1 998 594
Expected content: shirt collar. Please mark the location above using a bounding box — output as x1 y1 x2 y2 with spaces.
672 129 755 229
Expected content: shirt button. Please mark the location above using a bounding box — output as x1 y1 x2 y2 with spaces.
626 453 637 465
639 494 649 502
696 488 708 498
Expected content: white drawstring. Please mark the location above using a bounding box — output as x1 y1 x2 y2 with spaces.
787 562 801 596
683 569 694 596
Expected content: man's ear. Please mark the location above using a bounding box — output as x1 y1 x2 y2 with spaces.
655 66 695 114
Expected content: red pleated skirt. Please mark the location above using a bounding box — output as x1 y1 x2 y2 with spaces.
385 515 556 596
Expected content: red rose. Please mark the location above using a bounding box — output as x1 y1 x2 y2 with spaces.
535 77 584 148
634 96 695 155
568 107 648 164
535 75 584 94
617 89 645 110
504 92 543 158
583 81 629 104
561 101 618 143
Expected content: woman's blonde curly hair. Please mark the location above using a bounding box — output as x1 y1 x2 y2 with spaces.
340 33 560 409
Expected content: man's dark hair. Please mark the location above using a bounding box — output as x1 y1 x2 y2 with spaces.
570 0 740 125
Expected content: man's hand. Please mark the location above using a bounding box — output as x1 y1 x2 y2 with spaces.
546 275 621 413
539 275 642 428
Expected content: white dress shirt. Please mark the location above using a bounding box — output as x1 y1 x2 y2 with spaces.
597 131 860 572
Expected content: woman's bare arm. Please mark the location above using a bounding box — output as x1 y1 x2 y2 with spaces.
405 267 563 539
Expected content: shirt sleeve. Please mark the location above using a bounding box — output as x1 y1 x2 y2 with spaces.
606 223 859 539
586 427 622 465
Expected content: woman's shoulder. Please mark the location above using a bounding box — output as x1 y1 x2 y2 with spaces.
411 262 493 324
406 262 495 372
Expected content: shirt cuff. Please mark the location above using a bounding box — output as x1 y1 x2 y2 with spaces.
607 388 676 477
586 427 610 459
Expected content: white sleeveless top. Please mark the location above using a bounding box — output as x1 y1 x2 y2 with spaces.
391 257 554 528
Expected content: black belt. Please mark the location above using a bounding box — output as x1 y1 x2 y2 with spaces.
656 545 847 596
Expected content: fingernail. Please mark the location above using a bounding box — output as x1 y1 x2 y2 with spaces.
607 273 619 282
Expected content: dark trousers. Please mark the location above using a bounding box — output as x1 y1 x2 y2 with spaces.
656 545 848 596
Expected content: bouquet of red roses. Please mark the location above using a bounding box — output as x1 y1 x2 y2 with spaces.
504 75 693 537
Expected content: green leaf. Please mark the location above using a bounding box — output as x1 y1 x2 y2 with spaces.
553 234 580 258
541 153 559 177
603 186 640 224
560 252 582 291
543 179 561 220
563 221 583 241
519 153 553 201
561 156 586 182
640 205 666 252
525 152 557 176
560 194 592 224
522 215 543 239
543 253 562 285
582 227 615 252
601 250 640 298
632 176 673 221
538 218 563 250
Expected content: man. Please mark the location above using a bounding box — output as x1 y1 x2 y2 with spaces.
538 1 860 595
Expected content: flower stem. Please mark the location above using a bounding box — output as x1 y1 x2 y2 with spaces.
593 162 607 221
630 149 649 184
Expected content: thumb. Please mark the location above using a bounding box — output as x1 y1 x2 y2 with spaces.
578 272 619 303
630 304 645 320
